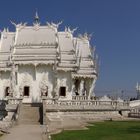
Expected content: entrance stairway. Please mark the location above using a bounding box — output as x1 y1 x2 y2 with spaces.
18 103 43 125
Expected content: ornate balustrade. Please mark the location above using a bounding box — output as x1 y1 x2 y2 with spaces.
128 105 140 118
7 97 22 104
45 99 130 111
4 98 22 112
72 95 88 101
128 112 140 118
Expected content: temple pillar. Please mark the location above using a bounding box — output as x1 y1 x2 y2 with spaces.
34 64 36 80
79 79 84 96
10 63 17 97
53 61 59 99
54 77 59 99
48 88 52 98
88 78 96 99
71 79 76 96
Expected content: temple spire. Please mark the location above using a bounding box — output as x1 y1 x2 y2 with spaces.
34 10 40 24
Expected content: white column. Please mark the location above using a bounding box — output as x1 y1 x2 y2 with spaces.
10 64 16 97
48 86 52 98
54 78 59 99
88 78 96 99
71 79 76 96
79 79 84 96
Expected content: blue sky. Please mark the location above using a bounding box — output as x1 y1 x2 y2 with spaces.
0 0 140 97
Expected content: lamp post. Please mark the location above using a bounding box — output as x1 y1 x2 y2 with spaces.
136 82 140 100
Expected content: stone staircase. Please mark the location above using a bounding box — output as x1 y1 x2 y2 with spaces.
18 103 43 125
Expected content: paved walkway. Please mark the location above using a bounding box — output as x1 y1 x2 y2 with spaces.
0 124 45 140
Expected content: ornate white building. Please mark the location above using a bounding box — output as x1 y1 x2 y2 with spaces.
0 13 98 103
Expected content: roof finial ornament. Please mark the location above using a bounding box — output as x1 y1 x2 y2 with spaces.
83 32 92 41
34 10 40 24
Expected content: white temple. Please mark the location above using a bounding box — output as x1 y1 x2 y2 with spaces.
0 13 98 103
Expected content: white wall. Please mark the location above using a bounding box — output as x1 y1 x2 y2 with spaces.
17 64 55 102
0 71 10 99
57 71 72 100
36 64 54 98
130 100 140 107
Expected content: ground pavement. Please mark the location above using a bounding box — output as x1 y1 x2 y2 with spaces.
0 124 46 140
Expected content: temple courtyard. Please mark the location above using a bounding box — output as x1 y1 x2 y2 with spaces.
0 125 43 140
51 121 140 140
1 120 140 140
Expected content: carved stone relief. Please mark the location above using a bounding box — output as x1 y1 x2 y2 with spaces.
19 73 32 97
39 73 52 98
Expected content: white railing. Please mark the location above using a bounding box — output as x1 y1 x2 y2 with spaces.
130 100 140 107
45 99 130 111
72 95 88 101
7 98 22 104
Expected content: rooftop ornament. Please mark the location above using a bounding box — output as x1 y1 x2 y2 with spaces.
65 27 78 34
78 32 92 41
34 11 40 24
46 21 63 31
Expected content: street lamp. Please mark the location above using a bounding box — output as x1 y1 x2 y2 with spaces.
136 82 140 100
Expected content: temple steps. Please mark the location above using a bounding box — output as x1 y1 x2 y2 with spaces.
18 103 43 125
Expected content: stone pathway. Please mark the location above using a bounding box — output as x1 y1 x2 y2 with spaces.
0 124 45 140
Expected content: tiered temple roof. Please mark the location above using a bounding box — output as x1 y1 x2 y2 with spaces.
0 16 98 78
